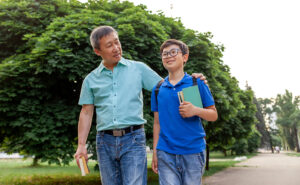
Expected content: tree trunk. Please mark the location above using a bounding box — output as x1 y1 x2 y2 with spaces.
287 127 296 151
293 126 300 152
266 129 274 153
32 157 39 166
223 149 227 157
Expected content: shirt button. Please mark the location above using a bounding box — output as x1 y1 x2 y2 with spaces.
114 118 116 121
173 88 176 90
114 82 116 85
114 94 116 96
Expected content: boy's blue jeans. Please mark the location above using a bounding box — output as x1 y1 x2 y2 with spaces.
157 150 206 185
96 128 147 185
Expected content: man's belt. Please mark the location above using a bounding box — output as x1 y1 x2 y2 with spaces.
98 124 144 137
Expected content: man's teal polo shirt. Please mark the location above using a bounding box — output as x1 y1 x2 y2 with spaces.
79 57 162 131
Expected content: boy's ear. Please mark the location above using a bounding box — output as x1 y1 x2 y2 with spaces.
183 53 189 65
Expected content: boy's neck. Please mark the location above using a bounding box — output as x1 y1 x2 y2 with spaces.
168 70 185 86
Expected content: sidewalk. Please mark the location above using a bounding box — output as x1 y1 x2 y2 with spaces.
0 152 23 159
203 152 300 185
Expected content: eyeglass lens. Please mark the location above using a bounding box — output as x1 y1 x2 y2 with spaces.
162 49 180 58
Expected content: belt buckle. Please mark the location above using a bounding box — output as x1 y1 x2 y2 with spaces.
113 130 125 137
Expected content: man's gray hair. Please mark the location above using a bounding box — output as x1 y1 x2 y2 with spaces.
90 26 117 50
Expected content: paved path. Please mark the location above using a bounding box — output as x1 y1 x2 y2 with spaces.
203 152 300 185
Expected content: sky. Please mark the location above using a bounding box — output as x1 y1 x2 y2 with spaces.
124 0 300 98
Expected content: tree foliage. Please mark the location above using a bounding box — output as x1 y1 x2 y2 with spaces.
0 0 84 61
0 0 259 164
273 90 300 152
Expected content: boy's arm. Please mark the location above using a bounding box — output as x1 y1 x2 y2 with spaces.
179 103 218 121
152 112 160 174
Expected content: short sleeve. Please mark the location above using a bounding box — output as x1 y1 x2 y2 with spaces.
78 77 94 105
151 85 158 112
139 62 162 91
197 79 215 108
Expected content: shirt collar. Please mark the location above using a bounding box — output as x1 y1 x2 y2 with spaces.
162 72 190 87
98 57 128 73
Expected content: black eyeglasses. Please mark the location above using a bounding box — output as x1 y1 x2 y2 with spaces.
161 48 182 59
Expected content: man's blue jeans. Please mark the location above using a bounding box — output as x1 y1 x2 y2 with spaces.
157 150 206 185
96 128 147 185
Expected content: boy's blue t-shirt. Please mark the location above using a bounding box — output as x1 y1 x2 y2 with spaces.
151 73 215 154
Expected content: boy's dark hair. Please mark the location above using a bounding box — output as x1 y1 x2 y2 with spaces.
90 26 117 50
160 39 189 56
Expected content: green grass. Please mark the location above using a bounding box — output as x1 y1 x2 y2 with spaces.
0 153 256 185
286 152 300 157
203 160 239 176
203 152 257 176
0 158 100 185
209 151 257 159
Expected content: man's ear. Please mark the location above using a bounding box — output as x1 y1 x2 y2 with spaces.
94 48 101 56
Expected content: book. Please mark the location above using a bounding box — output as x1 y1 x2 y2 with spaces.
177 85 203 108
79 156 90 176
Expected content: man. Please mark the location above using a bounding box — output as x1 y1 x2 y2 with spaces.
74 26 206 185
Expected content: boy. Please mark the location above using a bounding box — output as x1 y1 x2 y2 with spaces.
151 39 218 185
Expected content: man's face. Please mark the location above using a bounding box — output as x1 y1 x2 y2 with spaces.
94 32 122 65
161 44 188 71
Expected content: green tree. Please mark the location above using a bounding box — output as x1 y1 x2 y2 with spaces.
0 0 184 165
274 90 300 152
0 0 258 165
230 86 260 155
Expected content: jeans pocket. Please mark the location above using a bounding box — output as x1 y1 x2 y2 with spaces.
197 151 206 174
96 134 103 149
132 132 146 146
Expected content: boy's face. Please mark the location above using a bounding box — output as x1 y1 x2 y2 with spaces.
94 32 122 65
161 44 188 72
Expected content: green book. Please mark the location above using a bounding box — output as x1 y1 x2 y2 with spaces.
178 85 203 108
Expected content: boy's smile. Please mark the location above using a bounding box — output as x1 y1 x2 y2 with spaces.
165 58 176 64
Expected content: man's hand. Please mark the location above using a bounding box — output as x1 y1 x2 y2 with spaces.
74 145 88 168
151 151 158 174
191 73 208 85
179 101 199 118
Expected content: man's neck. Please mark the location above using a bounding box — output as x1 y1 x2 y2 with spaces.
168 70 185 86
102 60 118 71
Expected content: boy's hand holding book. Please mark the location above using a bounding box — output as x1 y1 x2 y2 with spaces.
179 101 201 118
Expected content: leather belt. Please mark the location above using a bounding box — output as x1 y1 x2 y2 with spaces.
98 124 144 137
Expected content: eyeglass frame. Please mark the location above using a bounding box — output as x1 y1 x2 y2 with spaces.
161 48 184 59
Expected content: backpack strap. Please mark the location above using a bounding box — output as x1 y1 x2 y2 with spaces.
192 76 197 86
155 79 164 103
